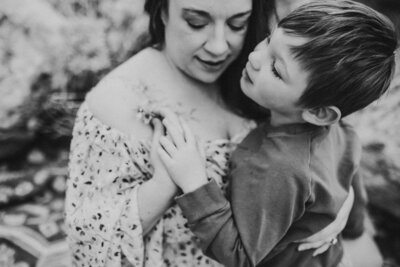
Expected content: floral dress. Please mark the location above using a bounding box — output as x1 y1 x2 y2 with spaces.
65 100 255 267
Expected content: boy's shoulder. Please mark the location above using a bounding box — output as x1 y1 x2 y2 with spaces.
232 123 317 185
325 121 362 157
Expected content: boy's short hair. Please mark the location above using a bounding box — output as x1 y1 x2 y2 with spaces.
279 0 398 117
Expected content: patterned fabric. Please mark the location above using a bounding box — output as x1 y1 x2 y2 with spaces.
65 101 254 267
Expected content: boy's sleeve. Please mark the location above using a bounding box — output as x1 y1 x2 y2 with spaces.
342 170 367 238
176 165 309 267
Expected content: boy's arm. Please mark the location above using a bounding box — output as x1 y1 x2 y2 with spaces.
175 165 308 267
176 180 255 266
156 110 307 266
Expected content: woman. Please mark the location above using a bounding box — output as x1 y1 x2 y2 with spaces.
65 0 380 266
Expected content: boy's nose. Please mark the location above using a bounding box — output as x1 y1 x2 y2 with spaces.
204 24 229 56
248 51 261 70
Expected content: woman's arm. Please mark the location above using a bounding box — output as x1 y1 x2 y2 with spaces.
138 118 178 235
87 82 178 234
297 187 354 255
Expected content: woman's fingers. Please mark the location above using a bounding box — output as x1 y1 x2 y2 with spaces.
298 189 353 244
337 186 354 223
297 239 326 251
297 185 354 254
312 243 331 256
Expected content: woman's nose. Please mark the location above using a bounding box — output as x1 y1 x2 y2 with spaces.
204 24 229 56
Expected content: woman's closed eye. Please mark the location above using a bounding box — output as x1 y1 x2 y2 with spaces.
186 18 208 29
227 19 249 32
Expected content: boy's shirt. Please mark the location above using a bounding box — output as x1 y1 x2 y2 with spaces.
176 121 366 267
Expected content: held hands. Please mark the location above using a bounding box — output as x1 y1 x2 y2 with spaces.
155 109 208 193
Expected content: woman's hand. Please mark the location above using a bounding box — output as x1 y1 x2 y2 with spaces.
156 109 208 193
296 187 355 256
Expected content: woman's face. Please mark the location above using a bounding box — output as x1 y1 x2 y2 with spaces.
162 0 252 84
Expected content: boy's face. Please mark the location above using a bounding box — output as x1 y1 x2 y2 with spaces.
240 28 310 125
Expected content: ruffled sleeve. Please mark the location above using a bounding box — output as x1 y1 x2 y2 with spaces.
65 102 153 267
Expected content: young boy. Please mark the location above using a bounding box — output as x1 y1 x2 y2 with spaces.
155 0 398 266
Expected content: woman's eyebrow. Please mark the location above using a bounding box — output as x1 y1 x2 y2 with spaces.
229 10 252 19
182 8 210 18
182 9 252 19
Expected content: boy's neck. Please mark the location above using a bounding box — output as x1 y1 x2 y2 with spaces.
269 111 306 127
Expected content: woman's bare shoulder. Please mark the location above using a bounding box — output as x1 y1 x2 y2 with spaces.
86 48 162 138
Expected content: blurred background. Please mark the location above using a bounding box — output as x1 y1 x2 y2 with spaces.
0 0 399 266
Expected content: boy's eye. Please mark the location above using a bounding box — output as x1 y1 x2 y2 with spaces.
266 36 271 44
271 60 282 80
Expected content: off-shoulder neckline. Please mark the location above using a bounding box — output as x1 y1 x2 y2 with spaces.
79 101 255 145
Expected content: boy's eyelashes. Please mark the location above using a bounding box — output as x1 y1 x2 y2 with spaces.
265 36 283 80
271 60 282 80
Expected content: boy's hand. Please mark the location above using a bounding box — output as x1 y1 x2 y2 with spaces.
150 118 177 192
156 109 208 193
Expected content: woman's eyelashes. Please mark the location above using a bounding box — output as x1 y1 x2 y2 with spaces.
227 18 249 31
185 18 248 32
186 18 208 29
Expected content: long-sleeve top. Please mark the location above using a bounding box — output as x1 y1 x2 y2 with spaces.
65 94 256 267
176 121 366 267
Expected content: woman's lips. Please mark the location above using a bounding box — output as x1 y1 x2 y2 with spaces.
196 56 226 71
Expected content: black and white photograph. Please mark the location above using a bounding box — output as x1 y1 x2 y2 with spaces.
0 0 399 266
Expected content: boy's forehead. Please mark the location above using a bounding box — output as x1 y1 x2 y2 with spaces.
272 28 308 47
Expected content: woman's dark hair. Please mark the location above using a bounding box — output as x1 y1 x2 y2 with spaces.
144 0 169 48
220 0 273 121
144 0 273 121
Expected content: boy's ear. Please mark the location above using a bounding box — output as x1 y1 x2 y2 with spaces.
301 106 341 126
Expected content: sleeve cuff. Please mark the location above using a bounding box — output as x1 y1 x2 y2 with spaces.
175 180 229 223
